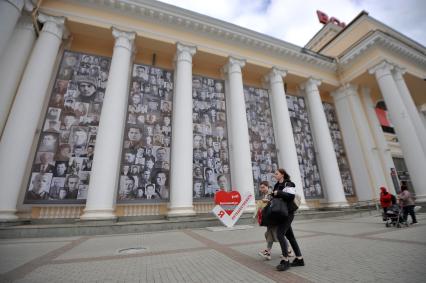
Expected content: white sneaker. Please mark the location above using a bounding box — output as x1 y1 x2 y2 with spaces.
258 250 271 260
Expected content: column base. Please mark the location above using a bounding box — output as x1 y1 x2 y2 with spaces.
167 206 196 217
0 210 19 222
325 201 350 208
80 209 117 221
414 194 426 203
244 204 256 213
297 203 310 210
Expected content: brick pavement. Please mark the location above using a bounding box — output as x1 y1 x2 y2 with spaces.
0 213 425 282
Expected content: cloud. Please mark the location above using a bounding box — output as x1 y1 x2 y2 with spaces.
156 0 426 47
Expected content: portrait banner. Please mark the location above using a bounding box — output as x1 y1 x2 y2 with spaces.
244 86 279 198
24 51 111 203
117 64 174 202
323 102 355 196
286 95 324 199
192 76 231 199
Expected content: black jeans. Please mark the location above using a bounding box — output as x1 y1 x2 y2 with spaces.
276 214 302 257
403 205 417 223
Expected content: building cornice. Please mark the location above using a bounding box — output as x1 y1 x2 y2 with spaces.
339 30 426 69
52 0 336 71
305 22 342 50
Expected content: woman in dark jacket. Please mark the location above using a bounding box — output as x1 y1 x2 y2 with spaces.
273 168 304 271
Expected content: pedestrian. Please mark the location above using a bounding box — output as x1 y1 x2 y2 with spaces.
273 168 304 271
398 182 418 224
379 186 394 220
256 181 279 260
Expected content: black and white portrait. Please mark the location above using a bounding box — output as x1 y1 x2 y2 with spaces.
25 51 111 204
323 102 355 196
287 95 323 199
244 87 278 197
192 76 231 199
118 64 174 203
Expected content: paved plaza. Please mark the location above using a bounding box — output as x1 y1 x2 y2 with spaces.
0 213 425 283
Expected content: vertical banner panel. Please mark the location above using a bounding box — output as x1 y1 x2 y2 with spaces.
24 51 111 204
192 76 230 199
244 86 279 197
117 64 174 202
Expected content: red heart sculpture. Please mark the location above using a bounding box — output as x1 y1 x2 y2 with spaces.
214 190 241 215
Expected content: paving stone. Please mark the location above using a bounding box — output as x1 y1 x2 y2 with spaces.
1 213 424 283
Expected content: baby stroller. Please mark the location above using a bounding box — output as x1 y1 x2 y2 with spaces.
385 204 407 228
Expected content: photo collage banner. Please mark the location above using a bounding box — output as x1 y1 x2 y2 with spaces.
118 64 174 202
244 86 279 198
323 102 355 196
286 95 324 198
192 76 230 199
24 51 111 203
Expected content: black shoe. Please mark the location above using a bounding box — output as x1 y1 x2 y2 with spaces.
276 260 290 271
291 258 305 267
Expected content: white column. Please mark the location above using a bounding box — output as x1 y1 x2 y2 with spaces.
332 85 387 201
0 14 36 136
419 104 426 129
0 0 25 58
264 67 307 209
0 13 66 221
222 57 255 211
361 87 398 195
369 61 426 201
301 78 348 207
392 67 426 156
80 27 135 220
167 42 197 217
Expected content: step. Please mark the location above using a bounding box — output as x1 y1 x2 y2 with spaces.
0 208 376 239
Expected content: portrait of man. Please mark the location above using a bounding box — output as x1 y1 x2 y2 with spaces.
26 173 52 200
55 144 72 161
39 133 58 152
217 174 230 191
64 175 79 199
145 183 157 199
161 100 172 113
46 107 61 121
33 152 55 173
69 127 88 148
118 175 136 200
53 161 68 177
75 75 98 102
49 177 65 199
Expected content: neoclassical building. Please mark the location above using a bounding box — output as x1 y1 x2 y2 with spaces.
0 0 425 222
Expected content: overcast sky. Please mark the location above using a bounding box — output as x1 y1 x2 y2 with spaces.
156 0 426 48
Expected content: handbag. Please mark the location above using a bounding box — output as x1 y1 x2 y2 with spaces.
260 203 272 226
270 197 289 218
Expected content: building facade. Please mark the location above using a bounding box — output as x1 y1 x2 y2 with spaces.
0 0 425 222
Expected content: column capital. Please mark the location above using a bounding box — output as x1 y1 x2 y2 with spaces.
175 42 197 64
38 13 66 40
360 86 371 96
6 0 25 11
392 66 406 81
222 56 246 75
112 27 136 52
24 0 36 12
16 14 34 32
331 83 358 101
368 60 394 77
300 77 322 93
263 67 287 86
